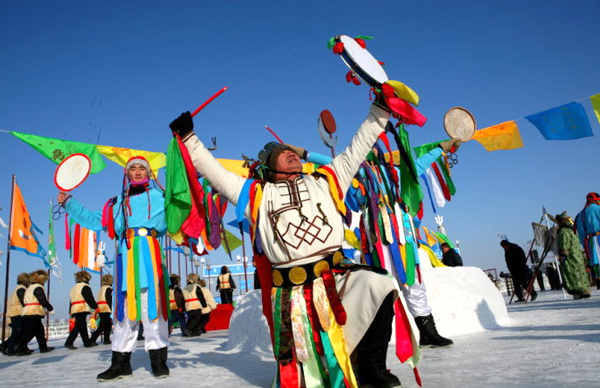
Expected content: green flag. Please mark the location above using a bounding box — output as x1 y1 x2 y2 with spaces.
394 124 422 216
413 140 456 196
223 229 243 254
591 94 600 125
48 201 62 281
11 131 106 174
164 138 192 234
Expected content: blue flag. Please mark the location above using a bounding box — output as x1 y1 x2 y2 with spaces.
526 102 593 140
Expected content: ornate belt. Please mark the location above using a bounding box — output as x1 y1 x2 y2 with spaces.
125 227 157 238
272 250 345 288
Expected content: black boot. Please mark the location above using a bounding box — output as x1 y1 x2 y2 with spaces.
415 314 453 348
149 347 169 378
97 351 133 382
358 350 402 388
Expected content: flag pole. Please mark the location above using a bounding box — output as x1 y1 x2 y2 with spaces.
46 267 51 341
1 175 16 349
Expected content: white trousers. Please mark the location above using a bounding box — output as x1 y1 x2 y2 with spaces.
112 290 169 353
380 242 432 318
401 278 432 318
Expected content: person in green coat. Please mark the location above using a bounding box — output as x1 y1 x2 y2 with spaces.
551 212 591 299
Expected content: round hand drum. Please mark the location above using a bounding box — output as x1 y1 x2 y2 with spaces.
336 35 388 88
54 153 92 192
443 107 476 141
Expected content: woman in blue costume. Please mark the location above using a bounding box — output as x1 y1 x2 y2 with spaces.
58 156 170 381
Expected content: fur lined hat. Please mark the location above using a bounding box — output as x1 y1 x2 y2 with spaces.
170 274 181 287
548 211 574 227
125 155 151 173
75 270 92 283
29 269 49 285
101 274 113 286
17 272 30 285
198 279 206 287
187 273 200 284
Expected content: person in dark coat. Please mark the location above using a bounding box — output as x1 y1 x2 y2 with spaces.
168 274 189 337
215 266 236 304
252 259 261 290
90 274 114 345
501 240 537 302
65 270 98 349
16 269 55 355
4 272 30 356
440 243 463 267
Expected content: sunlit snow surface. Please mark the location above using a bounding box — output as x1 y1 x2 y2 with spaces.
2 288 599 387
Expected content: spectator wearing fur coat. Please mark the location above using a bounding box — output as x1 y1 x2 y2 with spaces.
197 279 217 333
65 270 98 349
90 274 114 344
16 269 54 355
183 274 214 336
168 274 189 337
4 272 30 356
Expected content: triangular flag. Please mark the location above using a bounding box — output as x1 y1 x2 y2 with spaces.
11 131 106 173
223 229 243 254
590 94 600 125
472 121 524 151
526 102 593 140
48 201 63 281
96 145 166 177
9 181 47 262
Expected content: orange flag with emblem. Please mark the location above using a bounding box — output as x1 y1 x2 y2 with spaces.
9 180 47 261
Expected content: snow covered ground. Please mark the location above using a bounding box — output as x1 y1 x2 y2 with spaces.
1 289 599 387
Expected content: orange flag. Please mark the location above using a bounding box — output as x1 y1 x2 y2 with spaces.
9 181 47 261
472 121 524 151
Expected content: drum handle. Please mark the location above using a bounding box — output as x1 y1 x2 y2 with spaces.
191 86 229 117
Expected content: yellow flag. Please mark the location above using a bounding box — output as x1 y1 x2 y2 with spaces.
96 145 166 177
472 121 524 151
591 94 600 125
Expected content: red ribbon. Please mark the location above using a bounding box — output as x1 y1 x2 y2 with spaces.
303 285 324 356
321 270 347 325
431 163 451 201
381 84 427 127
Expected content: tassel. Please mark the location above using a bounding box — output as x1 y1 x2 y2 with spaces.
333 41 344 54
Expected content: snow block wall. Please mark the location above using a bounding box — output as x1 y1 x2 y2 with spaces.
420 266 510 337
226 290 273 354
227 266 510 352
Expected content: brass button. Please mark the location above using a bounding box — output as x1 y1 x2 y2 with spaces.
289 267 307 285
333 251 344 265
126 229 135 239
272 270 284 287
313 260 330 277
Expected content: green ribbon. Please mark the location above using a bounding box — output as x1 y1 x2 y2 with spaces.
298 289 325 388
273 288 282 358
320 332 345 388
133 237 142 320
327 37 336 49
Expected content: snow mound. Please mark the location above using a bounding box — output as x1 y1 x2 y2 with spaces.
226 267 510 352
226 290 273 353
421 266 510 337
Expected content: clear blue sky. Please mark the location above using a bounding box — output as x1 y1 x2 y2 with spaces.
1 1 599 318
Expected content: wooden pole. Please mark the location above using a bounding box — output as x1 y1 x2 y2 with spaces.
45 268 51 341
1 175 16 348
